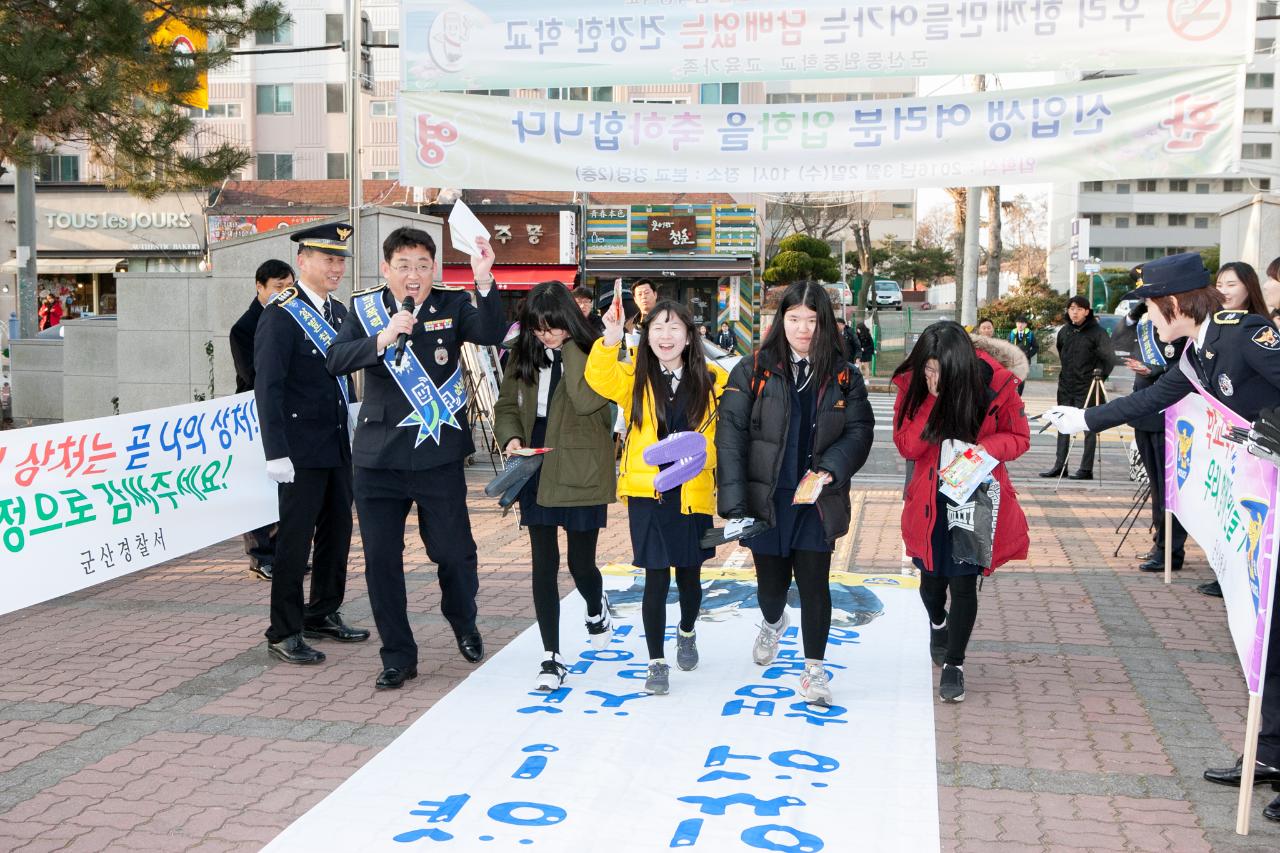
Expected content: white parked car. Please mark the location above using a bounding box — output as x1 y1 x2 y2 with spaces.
868 279 904 310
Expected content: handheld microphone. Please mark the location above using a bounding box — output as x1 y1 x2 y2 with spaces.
394 296 415 366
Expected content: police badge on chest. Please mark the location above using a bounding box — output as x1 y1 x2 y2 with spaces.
1219 373 1234 397
435 346 448 365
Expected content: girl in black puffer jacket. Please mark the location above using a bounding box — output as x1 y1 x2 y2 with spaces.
717 282 876 707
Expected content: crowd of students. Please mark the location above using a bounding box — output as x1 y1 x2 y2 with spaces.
498 277 1027 706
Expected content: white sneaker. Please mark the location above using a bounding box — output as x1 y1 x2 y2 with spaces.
585 593 613 651
752 611 789 666
800 663 832 707
534 657 567 692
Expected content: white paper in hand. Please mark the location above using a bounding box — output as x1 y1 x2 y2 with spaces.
448 199 490 258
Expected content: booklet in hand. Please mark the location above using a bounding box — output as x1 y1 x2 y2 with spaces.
937 441 998 504
792 470 827 505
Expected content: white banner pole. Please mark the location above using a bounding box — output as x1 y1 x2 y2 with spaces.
1164 508 1173 585
1236 694 1262 835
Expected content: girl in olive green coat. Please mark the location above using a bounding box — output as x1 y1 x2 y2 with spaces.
494 281 617 692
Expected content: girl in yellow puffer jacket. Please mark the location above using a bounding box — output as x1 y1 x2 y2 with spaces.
585 299 727 696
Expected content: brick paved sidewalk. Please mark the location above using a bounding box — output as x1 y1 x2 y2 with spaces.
0 465 1277 851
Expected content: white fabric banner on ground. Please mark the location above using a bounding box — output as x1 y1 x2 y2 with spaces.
399 0 1254 89
265 568 938 852
399 67 1242 192
0 393 275 617
1165 391 1278 694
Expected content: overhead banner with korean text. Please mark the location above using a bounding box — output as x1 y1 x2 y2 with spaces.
400 0 1254 90
1165 390 1278 695
265 568 938 852
399 66 1242 193
0 393 276 618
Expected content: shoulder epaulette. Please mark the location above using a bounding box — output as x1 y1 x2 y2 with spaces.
271 286 298 306
1214 309 1245 325
433 283 467 292
351 283 386 298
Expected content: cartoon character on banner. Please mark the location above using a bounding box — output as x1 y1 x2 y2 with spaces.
1240 497 1270 612
1175 418 1195 490
605 578 884 629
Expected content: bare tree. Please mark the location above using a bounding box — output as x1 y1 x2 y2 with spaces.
1003 193 1048 282
985 186 1002 304
944 188 967 290
915 203 955 250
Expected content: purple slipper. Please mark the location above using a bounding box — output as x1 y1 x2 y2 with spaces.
652 451 707 493
643 431 707 466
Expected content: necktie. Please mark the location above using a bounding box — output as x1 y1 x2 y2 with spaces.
661 369 677 400
322 299 333 324
548 349 562 402
795 359 810 389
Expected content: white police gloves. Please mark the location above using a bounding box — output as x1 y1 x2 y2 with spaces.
265 457 296 484
1044 406 1090 435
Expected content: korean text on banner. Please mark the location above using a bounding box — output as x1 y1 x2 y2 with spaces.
0 393 276 618
399 0 1255 90
399 66 1243 193
1165 392 1278 695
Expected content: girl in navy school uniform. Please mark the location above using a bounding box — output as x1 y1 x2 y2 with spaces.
585 299 728 696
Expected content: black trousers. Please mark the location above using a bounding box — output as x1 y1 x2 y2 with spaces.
754 550 833 660
355 461 479 670
266 465 352 643
1053 389 1100 473
642 567 702 659
1260 598 1280 766
242 523 276 569
529 525 604 655
919 573 979 667
1133 428 1188 554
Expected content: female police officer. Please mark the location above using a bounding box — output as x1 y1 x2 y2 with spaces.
1044 251 1280 824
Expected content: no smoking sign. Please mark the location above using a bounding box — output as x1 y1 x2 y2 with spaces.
1168 0 1232 42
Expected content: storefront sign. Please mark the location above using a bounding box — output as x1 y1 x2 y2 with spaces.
646 215 697 250
440 210 576 265
399 0 1253 90
208 214 327 243
400 67 1242 192
22 190 207 254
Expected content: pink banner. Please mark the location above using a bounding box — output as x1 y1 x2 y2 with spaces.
1165 382 1277 694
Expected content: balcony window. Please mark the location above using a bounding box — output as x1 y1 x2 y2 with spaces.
38 154 79 182
257 153 293 180
256 84 293 115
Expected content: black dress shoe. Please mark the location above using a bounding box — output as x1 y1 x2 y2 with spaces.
457 631 484 663
375 666 418 690
304 612 371 643
1197 580 1223 597
1139 553 1184 572
267 634 325 665
1203 756 1280 786
249 562 273 581
1265 792 1280 823
1067 470 1093 480
1038 466 1065 478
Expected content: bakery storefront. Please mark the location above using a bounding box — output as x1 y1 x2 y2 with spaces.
0 187 206 321
425 203 580 323
583 204 758 350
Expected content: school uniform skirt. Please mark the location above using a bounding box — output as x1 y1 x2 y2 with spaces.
627 488 713 570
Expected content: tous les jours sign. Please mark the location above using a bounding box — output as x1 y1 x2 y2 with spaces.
44 211 193 231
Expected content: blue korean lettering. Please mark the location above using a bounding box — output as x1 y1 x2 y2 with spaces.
677 793 804 817
740 824 824 852
486 801 567 827
783 701 848 727
670 817 704 847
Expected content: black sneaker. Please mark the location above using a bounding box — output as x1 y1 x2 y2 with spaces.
1197 580 1223 598
939 664 965 703
929 624 948 668
535 657 567 692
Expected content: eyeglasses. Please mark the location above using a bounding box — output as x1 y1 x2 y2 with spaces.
390 264 434 275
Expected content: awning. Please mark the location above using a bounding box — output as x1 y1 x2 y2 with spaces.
584 257 754 277
441 264 578 291
1 257 125 275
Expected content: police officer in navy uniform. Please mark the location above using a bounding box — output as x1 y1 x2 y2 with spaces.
327 227 505 690
1045 251 1280 823
230 259 294 581
255 223 370 666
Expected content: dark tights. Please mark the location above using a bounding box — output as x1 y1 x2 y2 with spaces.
754 550 832 660
529 525 604 655
642 567 702 659
919 573 978 666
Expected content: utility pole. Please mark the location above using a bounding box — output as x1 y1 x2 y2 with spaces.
16 162 38 338
960 74 986 328
348 0 363 289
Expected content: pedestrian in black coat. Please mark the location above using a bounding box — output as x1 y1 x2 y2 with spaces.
1039 296 1114 479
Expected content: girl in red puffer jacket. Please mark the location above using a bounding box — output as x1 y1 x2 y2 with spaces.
892 321 1030 703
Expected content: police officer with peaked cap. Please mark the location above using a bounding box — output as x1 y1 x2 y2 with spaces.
254 222 370 666
327 226 506 690
1044 250 1280 823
